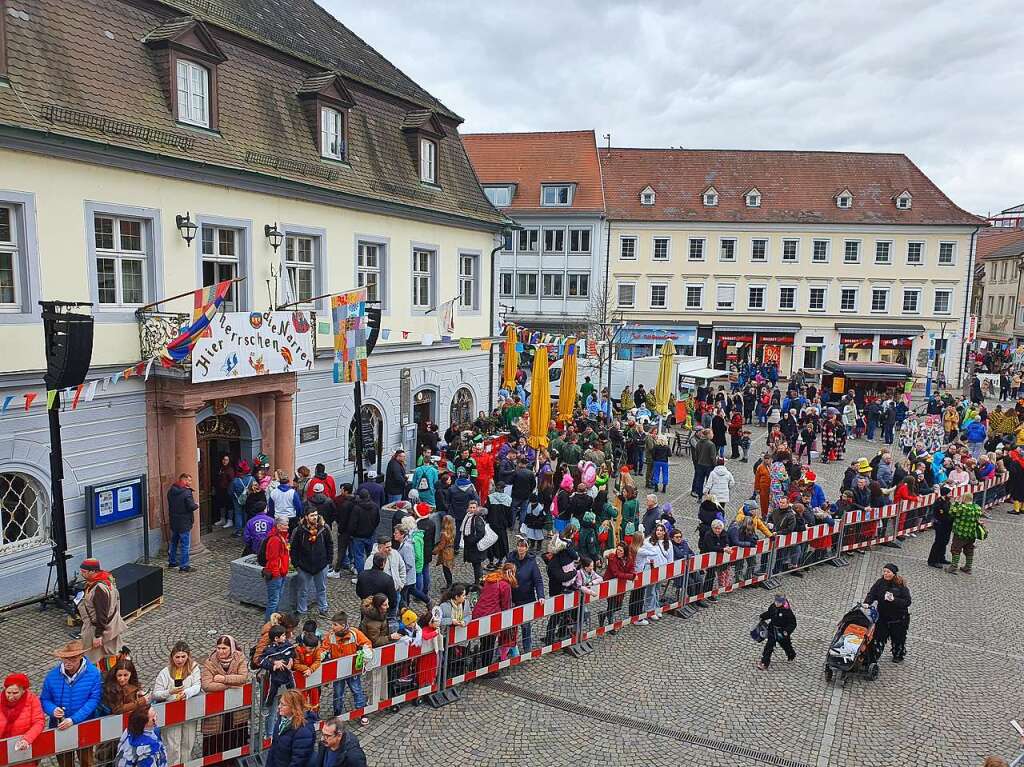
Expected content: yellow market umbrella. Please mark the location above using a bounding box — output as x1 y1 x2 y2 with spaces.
557 337 577 423
528 346 551 449
653 339 677 418
502 325 518 391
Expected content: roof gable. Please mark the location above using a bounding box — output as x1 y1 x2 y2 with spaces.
143 16 227 62
297 71 355 108
401 109 445 138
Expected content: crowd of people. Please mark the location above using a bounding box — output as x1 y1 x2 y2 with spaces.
5 371 1021 767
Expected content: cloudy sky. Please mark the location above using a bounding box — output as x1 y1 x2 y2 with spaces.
327 0 1022 216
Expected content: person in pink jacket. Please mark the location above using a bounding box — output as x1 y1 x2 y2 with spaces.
0 673 45 767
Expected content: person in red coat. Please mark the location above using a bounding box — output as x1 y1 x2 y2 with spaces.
598 543 636 631
471 564 518 663
263 516 292 621
473 443 495 501
0 673 45 767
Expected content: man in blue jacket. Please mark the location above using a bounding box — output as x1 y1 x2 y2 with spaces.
40 641 102 767
505 535 545 651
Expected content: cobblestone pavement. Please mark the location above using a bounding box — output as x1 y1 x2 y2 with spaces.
3 420 1022 767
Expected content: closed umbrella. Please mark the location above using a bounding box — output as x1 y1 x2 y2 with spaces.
557 337 577 423
652 339 677 420
502 324 518 391
528 345 551 449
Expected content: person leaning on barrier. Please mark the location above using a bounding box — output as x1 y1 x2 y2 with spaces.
114 705 167 767
199 635 249 756
0 672 45 766
317 716 368 767
41 641 102 767
266 691 317 767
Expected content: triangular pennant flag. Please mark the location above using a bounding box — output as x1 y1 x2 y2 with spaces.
1 395 13 414
401 331 410 340
421 333 434 346
111 371 123 385
480 339 492 352
84 380 99 403
71 384 85 410
144 357 157 381
515 343 524 352
441 335 452 343
23 392 37 411
459 337 472 351
134 362 145 377
381 328 391 340
46 390 58 410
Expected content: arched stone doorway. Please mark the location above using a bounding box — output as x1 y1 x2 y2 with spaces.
449 386 474 429
195 408 258 530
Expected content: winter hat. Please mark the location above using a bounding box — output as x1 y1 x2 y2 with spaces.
882 563 899 574
568 518 581 531
804 470 816 483
595 473 608 488
3 673 29 690
408 488 420 503
414 502 432 519
773 595 787 606
400 608 418 628
237 459 251 474
661 503 672 515
80 558 101 572
456 467 467 478
940 486 951 496
582 511 596 524
560 474 574 491
855 458 871 474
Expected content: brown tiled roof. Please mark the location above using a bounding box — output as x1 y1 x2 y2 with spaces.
462 130 606 213
598 147 984 226
0 0 503 226
977 228 1024 260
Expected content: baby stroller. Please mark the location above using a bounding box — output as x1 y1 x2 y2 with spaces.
824 602 879 685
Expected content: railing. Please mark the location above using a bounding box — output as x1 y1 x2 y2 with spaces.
0 473 1007 767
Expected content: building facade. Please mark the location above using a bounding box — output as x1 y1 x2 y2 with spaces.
988 203 1024 229
599 148 983 377
977 229 1024 346
0 0 505 604
463 131 607 335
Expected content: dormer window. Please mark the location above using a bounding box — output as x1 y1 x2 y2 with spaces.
703 187 718 207
836 189 853 209
144 18 227 132
640 186 656 206
320 107 345 160
419 138 437 183
297 71 355 163
484 185 514 207
895 191 913 210
745 188 761 208
541 184 573 207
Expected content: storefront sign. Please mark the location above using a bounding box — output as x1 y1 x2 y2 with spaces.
757 334 795 346
967 315 978 342
620 325 697 345
832 376 846 394
879 336 914 349
717 332 754 344
840 335 874 348
762 345 782 365
192 311 314 382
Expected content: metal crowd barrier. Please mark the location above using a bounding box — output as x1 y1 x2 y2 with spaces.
2 473 1008 767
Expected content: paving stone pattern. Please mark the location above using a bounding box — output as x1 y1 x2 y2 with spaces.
2 420 1022 767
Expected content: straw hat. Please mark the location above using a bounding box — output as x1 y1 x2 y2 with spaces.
53 640 87 659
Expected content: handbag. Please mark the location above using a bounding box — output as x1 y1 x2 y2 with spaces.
750 621 768 643
477 521 498 551
975 521 989 541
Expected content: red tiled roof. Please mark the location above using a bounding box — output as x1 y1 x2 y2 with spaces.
462 130 605 213
597 147 984 226
977 228 1024 260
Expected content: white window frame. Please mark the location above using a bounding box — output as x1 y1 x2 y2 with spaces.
652 237 671 262
319 106 345 161
419 138 437 184
870 286 890 314
751 238 768 263
517 228 539 253
781 238 799 264
778 285 797 312
640 188 655 206
568 227 592 254
498 271 513 298
516 271 538 298
93 214 149 308
176 59 210 128
746 190 761 208
808 285 827 313
649 282 669 310
684 283 704 311
906 241 924 266
542 227 565 254
458 251 479 312
719 237 737 262
896 193 912 210
716 283 736 312
937 241 957 266
839 286 858 313
688 237 706 262
567 272 589 299
617 282 636 308
284 234 317 306
874 240 893 265
933 288 953 315
843 239 861 264
703 190 718 207
200 224 241 311
0 471 49 555
811 238 830 264
0 205 20 310
619 236 637 261
837 194 852 209
411 246 437 310
540 184 573 207
746 284 766 311
542 272 564 298
355 236 388 311
901 287 921 315
483 185 512 207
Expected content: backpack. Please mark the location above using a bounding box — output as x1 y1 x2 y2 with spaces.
256 535 270 566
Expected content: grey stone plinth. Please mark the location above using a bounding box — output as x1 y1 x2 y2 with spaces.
228 554 300 611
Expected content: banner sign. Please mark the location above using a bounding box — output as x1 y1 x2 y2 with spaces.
879 335 914 349
840 334 874 348
192 311 314 382
332 288 369 384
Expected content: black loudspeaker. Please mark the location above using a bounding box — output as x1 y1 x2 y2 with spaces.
41 303 94 390
110 563 163 616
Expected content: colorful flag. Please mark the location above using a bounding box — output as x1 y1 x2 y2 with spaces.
161 279 233 365
401 330 410 340
46 390 58 410
441 335 452 344
331 288 369 384
459 338 472 351
1 395 13 414
23 392 37 411
480 339 492 352
71 384 85 410
380 328 391 340
144 357 157 381
84 380 99 402
437 297 457 337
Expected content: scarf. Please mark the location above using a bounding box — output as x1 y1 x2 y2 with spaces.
304 520 319 546
0 689 29 738
84 569 113 593
217 635 238 672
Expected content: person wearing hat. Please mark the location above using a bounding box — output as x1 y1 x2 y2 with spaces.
864 563 912 663
0 672 44 762
41 641 102 767
77 558 128 664
755 595 797 670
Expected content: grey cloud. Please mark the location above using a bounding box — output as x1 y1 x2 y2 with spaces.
328 0 1023 214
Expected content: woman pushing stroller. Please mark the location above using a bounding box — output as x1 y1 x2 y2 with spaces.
864 563 912 663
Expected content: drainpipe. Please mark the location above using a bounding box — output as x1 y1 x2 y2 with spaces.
958 225 982 389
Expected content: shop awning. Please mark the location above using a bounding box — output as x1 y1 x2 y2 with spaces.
834 323 925 335
679 367 731 381
823 360 913 381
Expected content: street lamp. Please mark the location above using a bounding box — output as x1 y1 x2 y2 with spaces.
175 212 198 247
264 223 285 252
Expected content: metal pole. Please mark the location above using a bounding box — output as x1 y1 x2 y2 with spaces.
47 398 72 606
353 381 366 486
